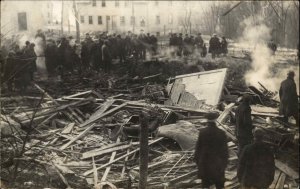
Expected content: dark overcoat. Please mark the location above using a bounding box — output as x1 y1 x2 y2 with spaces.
279 77 298 117
194 122 228 180
237 141 275 188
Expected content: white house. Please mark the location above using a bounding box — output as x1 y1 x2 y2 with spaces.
1 0 53 37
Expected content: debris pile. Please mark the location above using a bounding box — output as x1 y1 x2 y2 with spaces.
1 64 299 189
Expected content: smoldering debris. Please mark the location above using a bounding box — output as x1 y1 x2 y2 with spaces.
0 56 299 188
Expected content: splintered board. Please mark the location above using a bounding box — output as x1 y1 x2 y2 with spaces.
167 68 227 108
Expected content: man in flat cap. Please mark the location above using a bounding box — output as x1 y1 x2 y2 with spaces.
194 112 228 189
279 70 299 126
238 128 275 189
235 94 255 156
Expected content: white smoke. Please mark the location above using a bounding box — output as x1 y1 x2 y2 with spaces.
240 16 299 92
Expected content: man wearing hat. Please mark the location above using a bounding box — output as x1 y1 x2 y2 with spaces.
209 33 220 59
279 70 299 126
235 94 254 156
194 112 228 189
238 128 275 189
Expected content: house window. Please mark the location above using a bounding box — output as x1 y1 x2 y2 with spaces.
98 16 102 25
92 0 96 6
18 12 27 31
130 16 135 25
120 16 125 26
89 16 93 24
102 0 106 7
80 16 85 23
156 15 160 25
115 0 119 7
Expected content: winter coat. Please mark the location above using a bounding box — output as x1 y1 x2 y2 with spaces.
194 122 228 180
279 77 298 116
237 141 275 188
209 37 220 53
235 101 254 139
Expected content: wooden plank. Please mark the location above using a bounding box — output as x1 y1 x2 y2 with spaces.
81 143 131 160
275 173 286 189
275 159 299 179
34 83 83 124
270 170 281 189
78 103 127 128
92 157 98 187
168 170 198 185
60 123 96 150
101 138 120 182
121 141 131 179
56 90 93 101
61 123 75 134
88 100 115 121
217 103 235 124
60 103 127 150
83 137 164 176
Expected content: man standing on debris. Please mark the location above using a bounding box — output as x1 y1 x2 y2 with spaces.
237 128 275 189
279 71 299 127
194 112 228 189
235 94 254 156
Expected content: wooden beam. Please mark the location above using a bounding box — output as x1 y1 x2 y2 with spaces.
83 137 164 176
78 103 127 128
60 123 96 150
275 159 299 179
101 138 120 182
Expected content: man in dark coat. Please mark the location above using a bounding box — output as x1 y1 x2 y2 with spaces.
279 71 299 126
267 39 277 55
235 94 254 156
45 40 57 77
81 41 90 71
194 112 228 189
238 128 275 189
195 33 204 55
209 34 220 59
220 36 228 56
102 40 112 73
116 35 126 63
176 33 183 56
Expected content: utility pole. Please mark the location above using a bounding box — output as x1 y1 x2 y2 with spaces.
61 0 64 35
73 0 80 41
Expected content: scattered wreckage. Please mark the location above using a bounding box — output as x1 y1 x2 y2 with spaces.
1 66 299 189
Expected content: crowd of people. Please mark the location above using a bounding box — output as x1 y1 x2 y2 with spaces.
168 32 228 59
46 30 159 76
0 30 160 92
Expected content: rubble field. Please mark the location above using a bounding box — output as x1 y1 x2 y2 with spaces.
0 53 299 189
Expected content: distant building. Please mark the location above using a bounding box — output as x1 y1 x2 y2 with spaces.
76 0 191 34
0 1 53 37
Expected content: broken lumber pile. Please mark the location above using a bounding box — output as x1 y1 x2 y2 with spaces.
1 69 298 189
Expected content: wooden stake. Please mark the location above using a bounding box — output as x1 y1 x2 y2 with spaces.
139 113 149 189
